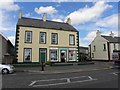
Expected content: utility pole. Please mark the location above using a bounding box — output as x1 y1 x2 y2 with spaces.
41 61 44 71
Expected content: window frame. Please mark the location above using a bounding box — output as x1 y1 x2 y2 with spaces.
93 45 96 52
23 48 32 62
49 49 59 62
40 32 46 44
68 50 76 61
51 33 58 44
25 31 32 43
114 43 116 50
92 53 94 58
103 44 106 51
69 34 75 45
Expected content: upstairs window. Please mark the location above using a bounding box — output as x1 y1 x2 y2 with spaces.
51 33 58 44
114 44 116 50
69 34 75 45
25 31 32 43
103 44 106 51
40 32 46 44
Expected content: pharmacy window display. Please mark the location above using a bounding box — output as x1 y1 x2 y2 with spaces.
50 49 58 62
69 50 76 61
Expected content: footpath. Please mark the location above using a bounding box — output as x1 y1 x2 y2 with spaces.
14 61 115 74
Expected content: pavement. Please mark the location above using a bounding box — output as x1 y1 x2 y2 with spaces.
14 61 115 74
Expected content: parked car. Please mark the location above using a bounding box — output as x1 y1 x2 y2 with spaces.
0 64 15 74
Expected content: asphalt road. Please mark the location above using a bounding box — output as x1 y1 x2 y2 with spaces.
2 68 119 88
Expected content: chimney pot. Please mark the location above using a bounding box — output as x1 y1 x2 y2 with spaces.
18 10 22 19
42 13 47 22
109 31 114 37
66 18 71 24
96 30 101 36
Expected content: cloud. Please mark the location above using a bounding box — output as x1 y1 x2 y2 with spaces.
55 0 69 3
83 31 96 41
81 30 118 47
0 0 20 11
0 0 19 32
24 12 31 17
96 14 118 28
102 31 118 36
65 1 112 25
52 19 63 22
35 6 57 15
8 36 15 45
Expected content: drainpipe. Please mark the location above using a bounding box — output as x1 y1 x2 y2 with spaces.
107 42 110 61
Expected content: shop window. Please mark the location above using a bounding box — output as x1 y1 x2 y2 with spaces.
50 49 58 62
68 50 76 61
24 48 32 62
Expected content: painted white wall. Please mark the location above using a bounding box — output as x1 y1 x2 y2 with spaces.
0 35 2 63
90 34 109 60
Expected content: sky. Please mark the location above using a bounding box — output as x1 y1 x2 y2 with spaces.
0 0 119 47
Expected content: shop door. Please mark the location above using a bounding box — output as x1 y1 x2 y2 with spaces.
60 50 67 62
39 48 47 63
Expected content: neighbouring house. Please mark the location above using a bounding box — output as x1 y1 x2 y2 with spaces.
15 11 79 64
89 30 120 61
0 32 14 64
79 46 89 61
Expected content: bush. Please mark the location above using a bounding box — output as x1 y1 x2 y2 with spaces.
45 61 51 65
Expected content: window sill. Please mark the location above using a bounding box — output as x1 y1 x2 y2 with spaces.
25 42 32 44
103 49 106 51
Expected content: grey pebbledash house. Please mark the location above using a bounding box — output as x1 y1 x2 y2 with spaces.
0 32 14 64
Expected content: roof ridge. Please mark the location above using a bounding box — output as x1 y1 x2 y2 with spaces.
0 32 8 41
21 17 68 25
18 17 78 32
101 35 119 38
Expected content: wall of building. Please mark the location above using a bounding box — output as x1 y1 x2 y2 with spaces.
90 35 109 60
110 43 120 60
79 47 88 55
17 26 78 63
2 36 8 63
0 35 2 63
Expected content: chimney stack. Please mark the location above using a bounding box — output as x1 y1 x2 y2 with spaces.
109 31 114 37
96 30 101 36
18 10 22 19
42 13 47 22
66 18 71 24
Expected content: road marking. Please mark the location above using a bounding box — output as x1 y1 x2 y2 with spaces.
10 74 16 75
112 72 118 76
29 81 36 87
29 76 97 87
67 78 70 83
32 78 97 87
88 76 93 80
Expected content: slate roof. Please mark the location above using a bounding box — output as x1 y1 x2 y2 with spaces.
101 35 120 43
17 17 78 32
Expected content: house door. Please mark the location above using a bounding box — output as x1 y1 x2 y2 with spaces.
60 50 67 62
39 48 47 63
